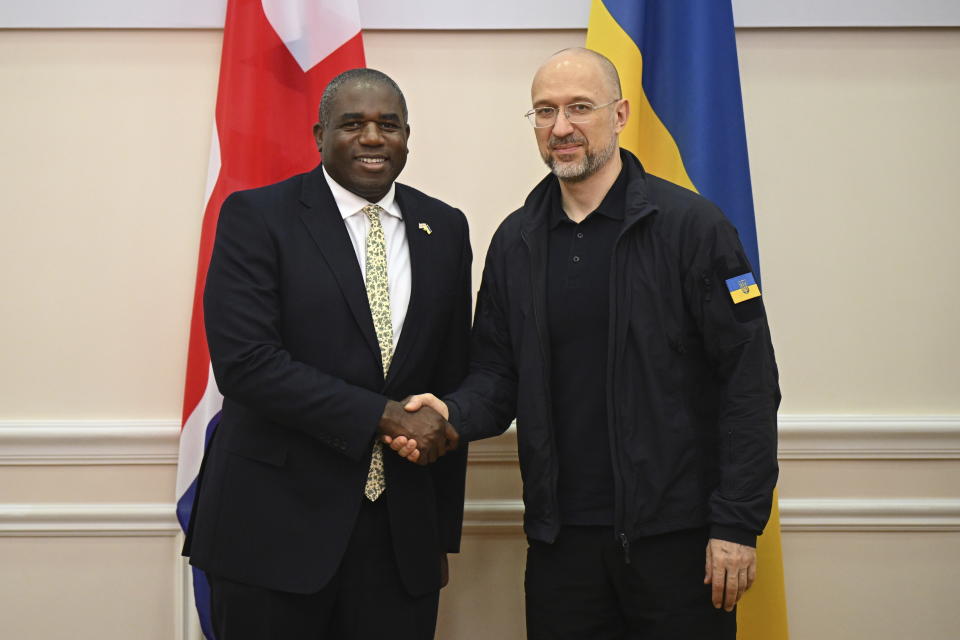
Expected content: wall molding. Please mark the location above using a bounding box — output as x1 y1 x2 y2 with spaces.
461 498 960 534
0 419 180 465
776 415 960 460
0 415 958 466
0 498 960 537
0 503 178 537
779 498 960 532
3 499 954 537
468 415 960 463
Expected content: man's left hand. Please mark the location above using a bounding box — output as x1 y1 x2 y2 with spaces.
704 538 756 611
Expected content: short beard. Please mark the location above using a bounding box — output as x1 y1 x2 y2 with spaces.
543 133 618 183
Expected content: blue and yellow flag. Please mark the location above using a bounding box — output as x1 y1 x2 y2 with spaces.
587 1 788 637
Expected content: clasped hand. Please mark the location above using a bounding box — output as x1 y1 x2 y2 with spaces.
378 395 456 465
382 393 450 465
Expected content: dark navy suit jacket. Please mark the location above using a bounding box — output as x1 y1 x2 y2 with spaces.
184 164 472 596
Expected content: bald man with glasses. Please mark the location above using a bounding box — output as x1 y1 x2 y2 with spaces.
395 48 780 640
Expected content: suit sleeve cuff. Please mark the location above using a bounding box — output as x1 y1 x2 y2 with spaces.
709 525 757 548
445 398 466 440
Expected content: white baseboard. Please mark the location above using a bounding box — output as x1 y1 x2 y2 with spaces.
0 415 957 465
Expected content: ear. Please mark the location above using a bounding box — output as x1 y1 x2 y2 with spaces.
313 122 323 150
614 99 630 134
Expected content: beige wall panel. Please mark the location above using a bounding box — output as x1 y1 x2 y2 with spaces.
0 536 177 639
2 28 958 418
0 30 219 418
0 464 176 502
782 531 960 639
438 534 527 640
738 29 960 413
779 459 960 499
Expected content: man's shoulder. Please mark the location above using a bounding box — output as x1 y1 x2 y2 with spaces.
495 206 528 235
642 173 729 236
226 171 310 207
644 174 720 216
394 183 469 236
396 182 465 214
479 206 527 265
395 182 455 211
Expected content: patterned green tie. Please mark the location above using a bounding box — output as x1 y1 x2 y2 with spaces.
363 204 392 501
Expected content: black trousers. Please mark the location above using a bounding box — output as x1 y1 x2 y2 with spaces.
208 497 439 640
525 526 736 640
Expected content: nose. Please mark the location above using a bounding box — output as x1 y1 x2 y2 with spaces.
359 121 383 145
550 109 574 137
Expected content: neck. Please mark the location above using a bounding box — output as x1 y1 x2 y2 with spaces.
558 151 622 223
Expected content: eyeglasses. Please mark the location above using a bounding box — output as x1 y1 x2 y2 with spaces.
524 99 620 128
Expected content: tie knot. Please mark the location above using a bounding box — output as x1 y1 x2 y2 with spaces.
362 204 384 222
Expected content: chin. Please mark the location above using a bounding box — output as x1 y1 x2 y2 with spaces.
354 182 391 201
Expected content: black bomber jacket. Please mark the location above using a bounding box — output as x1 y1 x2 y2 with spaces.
447 149 780 548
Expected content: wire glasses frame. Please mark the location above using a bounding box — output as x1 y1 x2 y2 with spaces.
524 99 620 128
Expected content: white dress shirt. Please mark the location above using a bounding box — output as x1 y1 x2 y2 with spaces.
322 166 411 348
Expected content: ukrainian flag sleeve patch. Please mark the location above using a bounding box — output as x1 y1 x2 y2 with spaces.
725 272 761 304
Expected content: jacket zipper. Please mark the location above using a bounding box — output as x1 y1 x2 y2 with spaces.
608 225 630 563
608 204 657 563
520 229 560 529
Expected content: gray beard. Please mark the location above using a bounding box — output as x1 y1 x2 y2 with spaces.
544 134 618 183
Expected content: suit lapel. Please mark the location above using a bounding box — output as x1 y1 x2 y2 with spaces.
297 167 382 370
386 187 430 386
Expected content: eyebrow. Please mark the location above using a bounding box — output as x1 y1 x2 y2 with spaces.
534 96 598 106
338 112 402 122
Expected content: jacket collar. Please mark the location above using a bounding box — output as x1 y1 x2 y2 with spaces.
520 148 657 235
297 165 382 375
296 164 435 388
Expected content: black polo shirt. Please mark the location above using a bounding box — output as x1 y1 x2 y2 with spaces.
546 167 626 526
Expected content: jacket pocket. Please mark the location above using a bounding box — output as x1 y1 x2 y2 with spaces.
221 422 288 467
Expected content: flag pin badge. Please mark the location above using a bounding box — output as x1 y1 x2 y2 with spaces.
418 222 433 235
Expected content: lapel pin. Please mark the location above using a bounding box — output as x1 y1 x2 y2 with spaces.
418 222 433 235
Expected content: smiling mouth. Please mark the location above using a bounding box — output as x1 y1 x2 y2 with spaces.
357 156 387 167
549 135 586 155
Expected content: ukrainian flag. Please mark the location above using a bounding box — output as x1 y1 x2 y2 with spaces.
727 272 762 304
587 1 788 638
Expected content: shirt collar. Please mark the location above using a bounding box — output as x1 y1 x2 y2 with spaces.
322 165 402 221
548 164 627 229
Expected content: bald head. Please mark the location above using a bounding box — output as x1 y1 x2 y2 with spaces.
533 48 622 103
529 47 628 184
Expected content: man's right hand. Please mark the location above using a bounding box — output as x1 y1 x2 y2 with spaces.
377 399 456 465
383 394 451 464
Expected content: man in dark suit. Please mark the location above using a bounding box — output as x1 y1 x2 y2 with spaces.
183 68 472 639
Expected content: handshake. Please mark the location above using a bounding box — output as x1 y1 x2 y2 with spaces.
377 394 455 465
